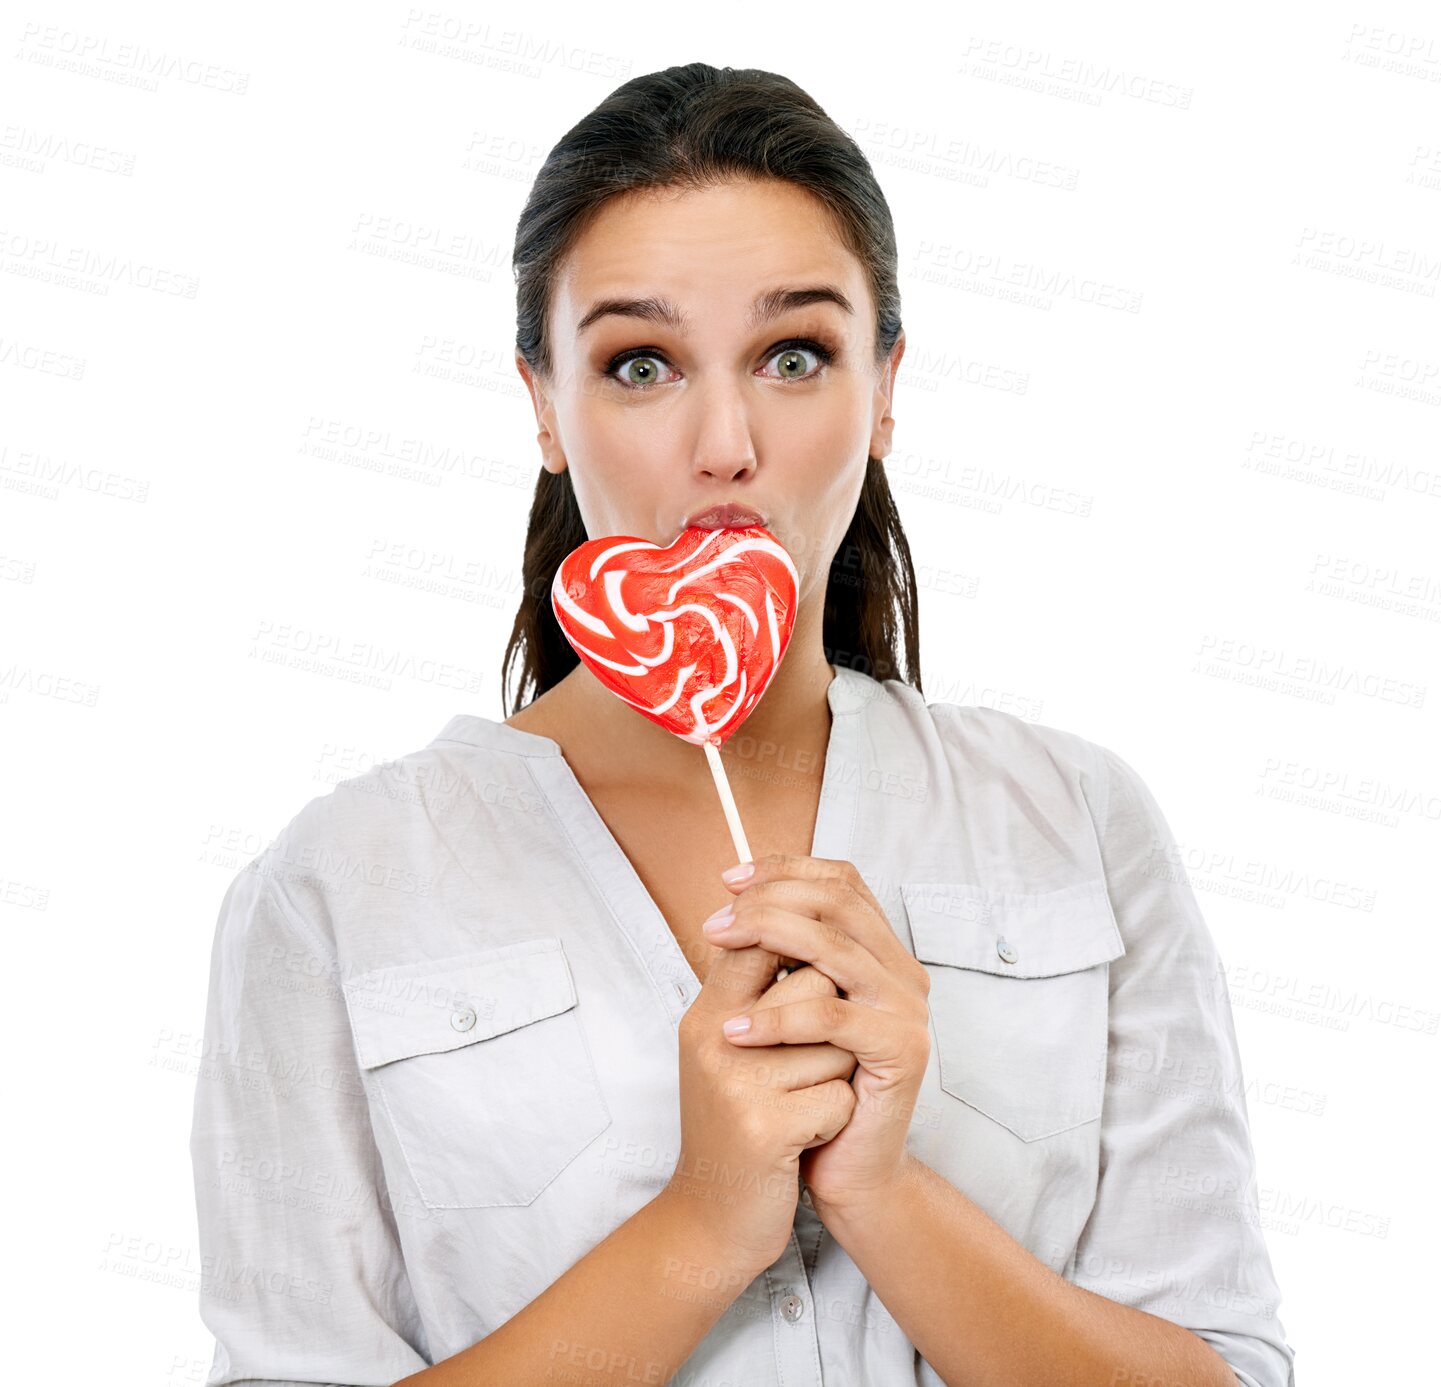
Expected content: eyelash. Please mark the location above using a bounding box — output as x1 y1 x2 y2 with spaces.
601 337 836 390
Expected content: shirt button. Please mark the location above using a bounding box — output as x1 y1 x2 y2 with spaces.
779 1292 805 1322
996 935 1017 965
450 1006 477 1031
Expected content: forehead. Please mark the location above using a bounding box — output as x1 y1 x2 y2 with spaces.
552 180 867 328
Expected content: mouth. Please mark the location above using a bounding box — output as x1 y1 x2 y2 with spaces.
683 502 768 531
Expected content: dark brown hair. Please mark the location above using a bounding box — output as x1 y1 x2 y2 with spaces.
502 62 922 716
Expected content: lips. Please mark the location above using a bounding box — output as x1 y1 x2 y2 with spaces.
684 502 767 531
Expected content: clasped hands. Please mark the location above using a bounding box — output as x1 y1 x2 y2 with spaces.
701 853 931 1216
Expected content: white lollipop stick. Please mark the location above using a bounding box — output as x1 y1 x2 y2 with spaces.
703 738 751 862
702 738 799 982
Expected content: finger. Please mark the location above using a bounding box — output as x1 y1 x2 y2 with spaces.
706 899 893 1007
722 852 889 922
715 1037 856 1094
745 968 859 1086
722 994 922 1082
720 854 919 983
696 938 786 1014
791 1077 856 1150
748 959 837 1014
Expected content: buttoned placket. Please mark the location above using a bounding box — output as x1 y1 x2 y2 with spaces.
526 666 867 1384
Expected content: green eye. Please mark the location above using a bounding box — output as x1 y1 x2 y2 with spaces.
763 339 833 380
602 337 834 390
621 357 662 386
772 348 815 379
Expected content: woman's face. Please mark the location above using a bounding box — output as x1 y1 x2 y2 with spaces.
518 179 904 599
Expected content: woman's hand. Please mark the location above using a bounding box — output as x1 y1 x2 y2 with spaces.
708 853 932 1217
667 936 857 1277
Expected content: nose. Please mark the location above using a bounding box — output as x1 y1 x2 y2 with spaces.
696 452 754 482
688 378 757 481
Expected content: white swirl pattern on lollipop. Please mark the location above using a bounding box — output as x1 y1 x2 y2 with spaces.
550 526 799 746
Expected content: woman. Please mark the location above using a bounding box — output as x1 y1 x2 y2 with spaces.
190 64 1296 1387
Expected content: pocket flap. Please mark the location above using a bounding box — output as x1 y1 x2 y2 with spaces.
902 879 1124 978
342 937 577 1070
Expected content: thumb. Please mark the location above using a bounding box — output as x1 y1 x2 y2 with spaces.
697 940 782 1015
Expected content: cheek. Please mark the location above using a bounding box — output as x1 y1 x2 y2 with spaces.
781 452 867 592
563 407 677 528
576 393 687 460
789 407 868 505
782 379 875 459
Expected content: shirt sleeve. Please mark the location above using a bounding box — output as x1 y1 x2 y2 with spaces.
189 860 432 1387
1064 744 1298 1387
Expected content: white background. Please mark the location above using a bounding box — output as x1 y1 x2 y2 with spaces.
4 2 1436 1382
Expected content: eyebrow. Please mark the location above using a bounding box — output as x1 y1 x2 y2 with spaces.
575 284 855 337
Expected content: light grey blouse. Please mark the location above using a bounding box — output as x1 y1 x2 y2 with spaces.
189 663 1297 1386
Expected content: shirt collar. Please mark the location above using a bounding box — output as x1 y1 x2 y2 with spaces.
429 661 874 756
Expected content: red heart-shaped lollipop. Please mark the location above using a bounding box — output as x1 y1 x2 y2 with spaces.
550 524 799 748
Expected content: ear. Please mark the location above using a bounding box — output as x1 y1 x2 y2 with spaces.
869 330 905 461
515 352 568 476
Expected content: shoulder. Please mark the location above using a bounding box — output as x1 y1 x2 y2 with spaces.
235 732 495 953
872 675 1128 824
914 694 1188 888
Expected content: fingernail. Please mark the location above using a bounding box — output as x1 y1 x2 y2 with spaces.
721 862 755 885
702 905 735 933
723 1015 752 1036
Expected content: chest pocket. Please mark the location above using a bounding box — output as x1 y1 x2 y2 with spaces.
901 879 1125 1142
342 937 611 1210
